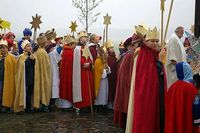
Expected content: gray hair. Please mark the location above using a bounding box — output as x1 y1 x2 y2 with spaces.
175 26 184 33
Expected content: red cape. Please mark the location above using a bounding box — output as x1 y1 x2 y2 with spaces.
107 53 117 102
74 47 94 108
59 47 74 102
113 51 134 128
89 45 98 62
165 80 197 133
133 45 166 133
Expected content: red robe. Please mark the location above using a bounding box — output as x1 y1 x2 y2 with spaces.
59 47 74 102
107 53 117 102
74 46 94 108
89 45 98 62
133 45 167 133
165 80 197 133
113 50 134 128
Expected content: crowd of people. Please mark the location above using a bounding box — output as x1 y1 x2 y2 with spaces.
0 25 200 133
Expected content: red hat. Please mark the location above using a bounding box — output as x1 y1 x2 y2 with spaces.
5 32 15 39
123 34 141 49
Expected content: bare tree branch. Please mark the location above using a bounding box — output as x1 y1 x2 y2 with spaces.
72 0 103 32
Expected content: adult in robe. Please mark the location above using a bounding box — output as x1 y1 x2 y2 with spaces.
166 26 187 88
88 34 101 62
113 35 140 129
106 40 117 109
73 31 94 113
14 40 40 113
94 46 110 110
0 39 16 113
126 27 167 133
34 36 51 112
59 35 76 109
165 62 198 133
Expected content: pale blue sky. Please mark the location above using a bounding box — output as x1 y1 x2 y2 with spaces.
0 0 195 42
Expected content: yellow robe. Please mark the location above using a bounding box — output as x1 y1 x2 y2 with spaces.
34 48 51 106
2 53 17 108
14 53 40 112
94 57 104 97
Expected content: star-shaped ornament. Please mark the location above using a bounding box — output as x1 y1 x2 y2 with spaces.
69 21 78 33
82 47 90 59
1 20 11 30
103 13 111 26
30 14 42 30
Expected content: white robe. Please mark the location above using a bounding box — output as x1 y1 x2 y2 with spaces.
49 47 62 98
166 33 187 88
94 69 110 106
59 99 72 108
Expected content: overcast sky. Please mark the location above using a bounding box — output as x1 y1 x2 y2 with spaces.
0 0 195 42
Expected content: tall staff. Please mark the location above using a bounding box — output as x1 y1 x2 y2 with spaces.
103 13 111 49
30 14 42 43
160 0 165 47
164 0 174 45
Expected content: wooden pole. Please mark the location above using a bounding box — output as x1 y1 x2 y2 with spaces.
161 9 164 47
164 0 174 46
87 69 93 115
4 29 6 35
33 28 37 43
103 27 105 46
105 25 108 49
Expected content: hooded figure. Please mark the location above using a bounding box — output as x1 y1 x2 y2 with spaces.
165 62 198 133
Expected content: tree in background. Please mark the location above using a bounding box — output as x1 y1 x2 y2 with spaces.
72 0 103 33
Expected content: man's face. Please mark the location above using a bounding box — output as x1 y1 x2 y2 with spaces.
24 43 32 53
177 28 184 38
0 45 8 55
24 35 31 40
146 39 159 50
93 35 100 44
80 36 88 45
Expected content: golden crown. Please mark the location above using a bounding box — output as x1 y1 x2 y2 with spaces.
135 24 148 38
62 35 75 44
0 39 8 46
146 27 159 41
105 40 114 49
77 31 87 39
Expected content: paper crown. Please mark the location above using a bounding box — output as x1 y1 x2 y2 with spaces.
37 36 47 45
105 40 114 49
146 27 159 41
21 40 30 49
62 35 75 44
135 24 148 38
77 31 87 39
0 39 8 47
45 28 57 40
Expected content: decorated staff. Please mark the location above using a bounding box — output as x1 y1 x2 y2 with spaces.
103 13 111 48
164 0 174 46
160 0 165 47
30 14 42 43
69 21 78 37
